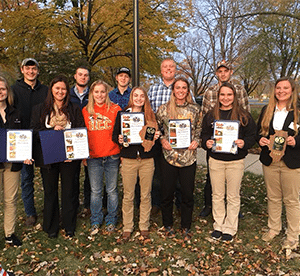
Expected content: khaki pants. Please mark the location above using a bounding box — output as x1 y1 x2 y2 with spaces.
0 163 20 237
209 157 244 236
263 161 300 241
121 158 154 232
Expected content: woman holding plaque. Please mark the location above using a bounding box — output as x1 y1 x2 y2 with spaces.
156 77 201 240
201 82 256 242
112 87 160 240
82 80 121 235
0 76 23 246
30 75 84 238
257 77 300 250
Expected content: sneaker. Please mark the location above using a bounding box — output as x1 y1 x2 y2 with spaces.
5 233 22 247
199 206 212 217
90 224 100 235
165 226 175 238
211 230 222 240
106 224 116 233
262 231 277 242
282 238 298 250
222 233 233 242
25 215 37 227
182 228 192 240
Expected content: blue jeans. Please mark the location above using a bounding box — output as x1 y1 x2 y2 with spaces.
21 164 37 217
87 155 120 226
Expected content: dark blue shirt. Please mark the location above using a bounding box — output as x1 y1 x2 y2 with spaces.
109 87 132 110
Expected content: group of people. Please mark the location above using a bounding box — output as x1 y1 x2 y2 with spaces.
0 57 299 253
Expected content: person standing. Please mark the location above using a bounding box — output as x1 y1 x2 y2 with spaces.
70 66 91 216
201 82 256 242
257 77 300 250
199 60 250 217
109 67 132 110
156 77 201 239
30 75 85 238
11 58 48 227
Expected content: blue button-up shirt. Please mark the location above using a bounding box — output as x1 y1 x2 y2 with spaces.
109 87 132 110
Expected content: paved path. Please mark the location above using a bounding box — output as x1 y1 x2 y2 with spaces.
197 148 263 175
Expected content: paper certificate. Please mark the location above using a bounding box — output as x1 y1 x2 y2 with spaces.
169 119 191 149
121 112 145 144
6 130 32 162
212 120 240 154
39 127 89 165
64 128 89 160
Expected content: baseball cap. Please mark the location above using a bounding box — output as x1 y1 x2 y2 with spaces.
21 58 39 68
216 60 231 70
116 67 131 77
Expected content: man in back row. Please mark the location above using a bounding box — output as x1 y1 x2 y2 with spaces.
199 60 250 217
11 58 48 226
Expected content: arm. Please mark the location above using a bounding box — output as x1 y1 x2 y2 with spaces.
238 113 257 150
256 105 270 147
112 111 122 145
200 113 213 150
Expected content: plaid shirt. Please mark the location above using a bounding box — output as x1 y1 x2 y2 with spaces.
148 81 172 113
148 80 196 113
201 81 250 116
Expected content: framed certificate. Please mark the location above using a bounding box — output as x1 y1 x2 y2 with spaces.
168 119 191 149
39 127 89 165
120 112 145 145
212 120 240 154
0 129 32 162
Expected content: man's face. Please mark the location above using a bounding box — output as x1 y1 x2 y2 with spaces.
21 65 39 83
116 73 130 88
161 60 176 81
74 68 90 87
216 67 233 83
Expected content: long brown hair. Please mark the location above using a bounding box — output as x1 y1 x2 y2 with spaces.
260 77 299 136
0 76 14 106
85 80 112 114
41 75 70 123
125 86 156 124
167 77 194 119
213 82 249 126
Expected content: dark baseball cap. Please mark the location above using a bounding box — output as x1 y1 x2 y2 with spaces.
21 58 39 68
116 67 131 77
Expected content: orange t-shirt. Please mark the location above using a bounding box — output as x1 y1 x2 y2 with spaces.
82 103 121 158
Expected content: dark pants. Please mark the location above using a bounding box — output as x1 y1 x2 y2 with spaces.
41 160 80 235
204 152 212 207
74 163 91 210
161 157 196 229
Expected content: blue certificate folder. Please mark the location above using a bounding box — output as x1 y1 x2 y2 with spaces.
39 130 66 164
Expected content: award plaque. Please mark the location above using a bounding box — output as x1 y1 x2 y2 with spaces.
139 121 158 152
268 130 288 163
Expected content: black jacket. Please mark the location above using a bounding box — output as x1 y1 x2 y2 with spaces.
201 109 256 161
30 101 85 167
257 105 300 169
11 78 48 128
0 104 23 171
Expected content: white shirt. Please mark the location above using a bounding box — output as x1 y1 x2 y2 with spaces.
273 105 288 130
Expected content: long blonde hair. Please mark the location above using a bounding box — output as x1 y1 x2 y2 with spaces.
260 77 299 136
86 80 112 114
125 86 156 124
0 76 14 106
168 77 193 119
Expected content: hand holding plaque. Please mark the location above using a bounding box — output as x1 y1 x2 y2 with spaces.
139 121 158 152
268 130 288 163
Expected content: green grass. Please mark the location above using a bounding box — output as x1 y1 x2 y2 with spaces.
0 165 299 275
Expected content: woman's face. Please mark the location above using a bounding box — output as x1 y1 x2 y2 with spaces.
275 80 293 104
173 80 188 102
93 84 107 106
0 81 8 102
219 86 234 110
52 81 67 103
132 89 145 108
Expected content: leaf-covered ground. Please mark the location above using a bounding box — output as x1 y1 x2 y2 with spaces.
0 165 300 275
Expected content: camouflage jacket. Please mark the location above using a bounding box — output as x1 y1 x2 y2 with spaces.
156 102 201 167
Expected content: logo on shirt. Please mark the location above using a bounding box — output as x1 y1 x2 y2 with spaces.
89 113 112 130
